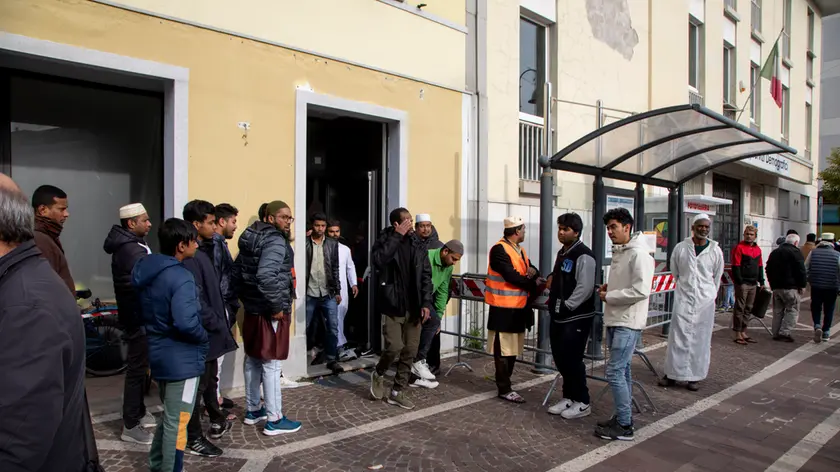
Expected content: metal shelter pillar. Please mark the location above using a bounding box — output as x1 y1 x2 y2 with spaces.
662 184 683 336
588 176 606 360
536 157 554 371
635 182 646 231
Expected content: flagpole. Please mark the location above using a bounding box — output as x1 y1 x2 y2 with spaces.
735 27 785 122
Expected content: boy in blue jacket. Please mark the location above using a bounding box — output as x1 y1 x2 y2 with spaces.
133 218 209 472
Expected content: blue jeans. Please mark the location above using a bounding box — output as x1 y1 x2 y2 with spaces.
306 295 339 361
244 355 283 422
606 327 640 427
724 285 734 308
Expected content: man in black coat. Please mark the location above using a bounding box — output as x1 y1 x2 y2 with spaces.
104 203 155 444
182 200 238 457
0 176 87 472
766 233 808 342
369 208 433 410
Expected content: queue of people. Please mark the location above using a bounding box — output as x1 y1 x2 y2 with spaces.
3 165 834 471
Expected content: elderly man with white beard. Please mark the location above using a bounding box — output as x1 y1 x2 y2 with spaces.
659 213 724 392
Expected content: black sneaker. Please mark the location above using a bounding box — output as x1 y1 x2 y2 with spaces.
594 417 634 441
187 436 223 457
596 416 616 428
209 420 233 440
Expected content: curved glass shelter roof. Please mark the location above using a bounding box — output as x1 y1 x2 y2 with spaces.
547 104 797 188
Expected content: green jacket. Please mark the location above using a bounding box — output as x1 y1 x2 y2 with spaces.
429 248 454 318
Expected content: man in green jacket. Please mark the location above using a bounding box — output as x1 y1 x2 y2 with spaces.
410 240 464 388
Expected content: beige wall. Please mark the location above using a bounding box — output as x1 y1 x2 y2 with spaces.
0 0 464 267
79 0 467 91
485 0 521 204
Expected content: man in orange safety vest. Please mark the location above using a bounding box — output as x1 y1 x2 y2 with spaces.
485 216 542 403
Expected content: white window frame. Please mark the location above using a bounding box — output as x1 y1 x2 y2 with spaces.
782 0 792 60
781 85 790 142
723 43 736 107
751 0 762 35
750 62 761 125
689 19 703 90
801 194 810 221
518 16 549 123
805 102 813 160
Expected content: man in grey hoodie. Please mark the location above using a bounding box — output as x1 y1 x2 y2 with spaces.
595 208 654 442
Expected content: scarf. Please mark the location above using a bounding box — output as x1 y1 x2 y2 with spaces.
34 215 65 252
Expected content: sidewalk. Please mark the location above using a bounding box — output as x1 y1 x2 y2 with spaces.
94 303 840 472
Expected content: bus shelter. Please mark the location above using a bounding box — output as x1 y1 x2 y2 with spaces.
534 103 797 360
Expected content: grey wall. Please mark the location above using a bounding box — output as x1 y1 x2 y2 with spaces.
820 14 840 171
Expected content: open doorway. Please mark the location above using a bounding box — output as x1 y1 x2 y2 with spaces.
305 113 385 375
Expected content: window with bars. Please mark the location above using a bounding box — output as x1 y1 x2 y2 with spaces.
779 189 790 219
801 195 810 221
750 184 765 215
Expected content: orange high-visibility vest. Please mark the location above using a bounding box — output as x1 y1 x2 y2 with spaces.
485 239 530 308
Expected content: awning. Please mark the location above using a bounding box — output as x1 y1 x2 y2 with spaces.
548 104 800 188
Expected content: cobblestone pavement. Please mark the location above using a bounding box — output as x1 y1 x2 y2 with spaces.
94 304 840 471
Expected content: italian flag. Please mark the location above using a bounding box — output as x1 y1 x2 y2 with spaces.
760 40 783 108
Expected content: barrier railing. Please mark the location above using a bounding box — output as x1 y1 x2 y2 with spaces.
441 271 682 414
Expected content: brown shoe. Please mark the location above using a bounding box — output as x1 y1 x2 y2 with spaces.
686 382 700 391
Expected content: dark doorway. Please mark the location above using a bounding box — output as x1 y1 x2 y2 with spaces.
713 174 742 261
305 114 384 374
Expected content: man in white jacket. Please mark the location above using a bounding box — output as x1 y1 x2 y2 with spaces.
327 221 359 361
596 208 654 442
660 213 723 392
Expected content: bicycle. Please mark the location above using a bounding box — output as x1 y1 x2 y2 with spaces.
78 288 128 377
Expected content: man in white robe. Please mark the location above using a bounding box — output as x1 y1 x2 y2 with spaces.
660 213 723 391
327 221 359 361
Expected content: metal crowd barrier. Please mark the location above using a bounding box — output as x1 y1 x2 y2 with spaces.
440 271 681 414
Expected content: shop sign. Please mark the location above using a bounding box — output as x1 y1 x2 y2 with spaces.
742 154 791 177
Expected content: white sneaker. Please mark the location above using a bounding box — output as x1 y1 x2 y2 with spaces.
338 347 358 361
411 360 435 380
409 378 439 389
140 411 157 429
547 398 573 415
560 402 591 419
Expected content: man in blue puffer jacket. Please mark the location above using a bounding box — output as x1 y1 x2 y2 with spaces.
133 218 208 472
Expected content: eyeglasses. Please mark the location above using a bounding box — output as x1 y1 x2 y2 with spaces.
277 215 295 223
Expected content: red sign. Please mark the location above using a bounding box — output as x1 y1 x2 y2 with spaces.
687 201 711 212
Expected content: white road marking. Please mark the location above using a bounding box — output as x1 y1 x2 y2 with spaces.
548 338 839 472
765 406 840 472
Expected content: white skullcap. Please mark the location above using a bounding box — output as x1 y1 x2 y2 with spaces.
504 216 525 229
119 203 147 219
416 213 431 223
692 213 711 225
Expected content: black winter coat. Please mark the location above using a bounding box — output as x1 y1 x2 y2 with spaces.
103 225 151 331
0 241 86 472
234 222 295 317
185 243 238 361
210 232 240 324
371 227 433 320
305 236 341 297
766 242 807 290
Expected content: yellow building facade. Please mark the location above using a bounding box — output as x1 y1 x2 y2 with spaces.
0 0 470 381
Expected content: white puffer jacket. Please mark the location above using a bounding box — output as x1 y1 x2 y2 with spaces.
604 232 655 330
